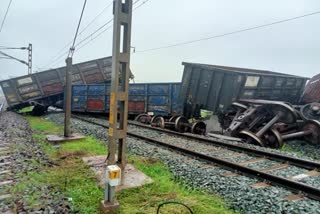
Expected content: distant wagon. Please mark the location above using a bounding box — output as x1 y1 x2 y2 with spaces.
0 57 112 115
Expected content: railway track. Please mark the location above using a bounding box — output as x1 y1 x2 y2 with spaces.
72 114 320 201
0 103 14 214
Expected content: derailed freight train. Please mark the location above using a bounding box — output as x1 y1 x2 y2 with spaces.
0 57 112 115
1 59 314 118
71 82 183 117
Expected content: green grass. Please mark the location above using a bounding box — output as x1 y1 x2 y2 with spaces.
119 157 233 214
21 116 234 214
281 144 304 155
27 116 62 134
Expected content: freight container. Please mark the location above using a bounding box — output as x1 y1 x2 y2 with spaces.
0 56 112 112
180 62 309 116
71 82 183 116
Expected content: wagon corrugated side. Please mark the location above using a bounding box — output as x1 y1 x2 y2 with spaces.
0 56 112 111
71 82 183 116
181 62 309 116
301 73 320 103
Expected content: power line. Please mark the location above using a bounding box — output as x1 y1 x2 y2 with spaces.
44 1 113 67
69 0 88 57
0 0 13 33
45 0 151 69
137 10 320 53
77 25 112 52
0 46 28 50
47 19 113 68
79 1 113 35
0 50 28 65
133 0 150 11
75 0 150 53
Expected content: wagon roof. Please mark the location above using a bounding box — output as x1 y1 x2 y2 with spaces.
182 62 309 79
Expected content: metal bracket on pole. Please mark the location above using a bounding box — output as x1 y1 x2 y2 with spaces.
102 0 133 210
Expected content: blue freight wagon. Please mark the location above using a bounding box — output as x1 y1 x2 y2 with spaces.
71 82 183 117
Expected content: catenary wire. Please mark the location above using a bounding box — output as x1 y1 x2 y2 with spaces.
136 10 320 53
0 0 13 33
49 0 113 62
46 0 149 69
68 0 88 57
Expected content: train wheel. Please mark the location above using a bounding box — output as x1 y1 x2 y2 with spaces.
135 114 152 124
151 116 165 129
239 130 266 147
169 115 180 123
175 116 189 133
191 121 207 135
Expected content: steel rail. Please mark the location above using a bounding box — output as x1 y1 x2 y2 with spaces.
127 120 320 170
72 115 320 201
74 114 320 170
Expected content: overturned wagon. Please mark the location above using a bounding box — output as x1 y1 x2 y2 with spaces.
0 57 112 114
180 62 309 117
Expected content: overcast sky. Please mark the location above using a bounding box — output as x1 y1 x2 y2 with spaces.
0 0 319 82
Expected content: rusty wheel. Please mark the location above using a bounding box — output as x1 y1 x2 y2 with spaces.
303 120 320 145
135 114 152 124
169 115 180 123
175 116 189 133
263 129 284 149
269 103 297 124
239 130 266 147
150 116 165 129
300 103 320 121
191 121 206 135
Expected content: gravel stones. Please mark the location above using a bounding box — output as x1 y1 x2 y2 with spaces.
286 140 320 160
0 112 73 213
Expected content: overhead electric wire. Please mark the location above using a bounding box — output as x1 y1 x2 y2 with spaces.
0 46 28 50
68 0 88 57
133 0 150 11
75 0 147 50
52 0 113 59
77 25 113 52
78 1 113 36
45 0 150 69
42 1 114 69
76 0 150 52
47 18 113 68
0 0 13 33
136 10 320 53
0 50 28 65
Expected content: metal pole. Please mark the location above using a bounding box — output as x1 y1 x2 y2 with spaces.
28 43 32 74
64 57 72 137
105 0 132 202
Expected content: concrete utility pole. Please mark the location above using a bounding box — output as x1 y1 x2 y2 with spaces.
100 0 133 212
64 57 72 137
28 43 32 74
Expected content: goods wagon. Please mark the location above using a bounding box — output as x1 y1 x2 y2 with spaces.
181 62 309 116
0 57 112 113
71 82 183 116
301 73 320 103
